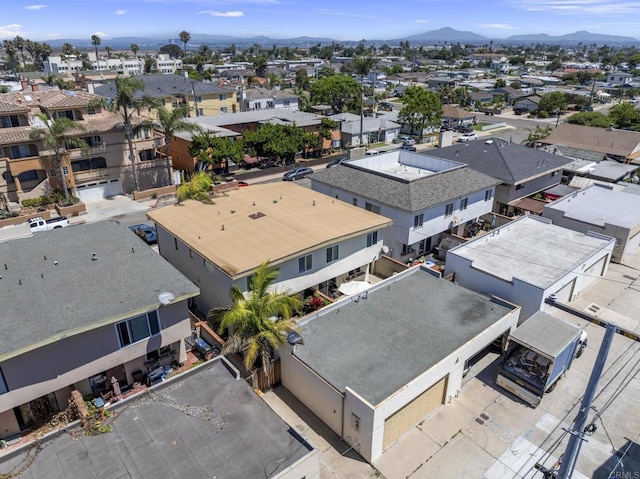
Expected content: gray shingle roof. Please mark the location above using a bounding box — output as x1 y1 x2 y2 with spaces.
428 138 570 184
311 162 499 213
0 221 199 359
295 267 515 405
94 74 235 99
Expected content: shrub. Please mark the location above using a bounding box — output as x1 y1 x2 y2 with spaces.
537 110 550 119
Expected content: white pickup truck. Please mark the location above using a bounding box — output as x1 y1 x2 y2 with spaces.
28 216 70 232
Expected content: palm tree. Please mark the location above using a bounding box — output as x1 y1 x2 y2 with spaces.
130 43 139 59
91 34 101 66
29 113 88 199
176 170 215 203
354 56 374 146
219 261 302 377
105 46 112 59
88 76 158 191
14 36 26 65
136 105 202 185
179 31 191 58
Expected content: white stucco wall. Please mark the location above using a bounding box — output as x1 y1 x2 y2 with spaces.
280 351 344 436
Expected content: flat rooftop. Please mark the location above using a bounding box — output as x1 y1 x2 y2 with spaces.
348 152 465 182
545 185 640 229
0 221 199 360
294 267 516 405
0 361 314 478
447 215 614 289
147 182 392 278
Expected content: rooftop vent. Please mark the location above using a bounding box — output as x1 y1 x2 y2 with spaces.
249 212 265 220
485 139 494 144
91 252 98 261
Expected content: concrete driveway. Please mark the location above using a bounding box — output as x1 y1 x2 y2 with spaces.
69 194 156 226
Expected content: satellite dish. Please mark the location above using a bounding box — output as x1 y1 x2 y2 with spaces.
381 245 390 254
158 292 175 305
287 332 304 346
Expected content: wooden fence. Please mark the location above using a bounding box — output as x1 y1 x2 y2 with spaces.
250 359 281 392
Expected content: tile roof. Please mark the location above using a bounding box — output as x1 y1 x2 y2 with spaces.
442 105 476 119
428 138 570 184
1 89 98 110
541 123 640 159
0 100 29 113
311 158 499 213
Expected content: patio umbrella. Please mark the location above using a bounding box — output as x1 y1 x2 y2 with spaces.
338 281 371 296
111 376 122 399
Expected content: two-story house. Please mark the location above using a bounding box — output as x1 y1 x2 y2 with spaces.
311 151 499 262
0 89 165 204
429 138 570 216
0 221 199 439
94 74 239 118
240 88 299 112
147 182 393 312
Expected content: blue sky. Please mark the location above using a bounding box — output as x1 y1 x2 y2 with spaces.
2 0 640 41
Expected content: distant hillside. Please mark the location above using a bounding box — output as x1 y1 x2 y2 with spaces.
401 27 488 43
507 30 638 44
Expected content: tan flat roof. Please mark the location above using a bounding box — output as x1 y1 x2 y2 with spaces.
147 182 393 278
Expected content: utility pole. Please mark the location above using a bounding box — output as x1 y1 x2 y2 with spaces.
191 81 199 117
557 322 616 479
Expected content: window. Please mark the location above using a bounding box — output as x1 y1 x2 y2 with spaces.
326 245 339 263
62 166 68 175
551 171 559 177
0 115 20 128
55 110 75 120
365 202 380 214
515 183 525 190
195 96 203 103
10 145 33 159
366 231 378 247
485 189 492 201
460 198 468 210
0 367 8 395
414 214 424 228
116 311 160 347
18 170 38 182
298 254 313 273
220 107 228 114
71 157 107 172
402 244 414 256
219 94 227 101
139 149 154 161
283 100 290 107
50 168 57 177
174 237 178 250
352 198 357 206
445 203 454 217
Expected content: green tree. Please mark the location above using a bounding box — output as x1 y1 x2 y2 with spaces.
253 55 268 78
243 123 317 162
159 43 182 58
176 170 215 203
88 76 159 191
189 131 243 173
218 261 302 376
130 43 139 58
29 113 88 199
310 74 360 113
91 34 101 65
179 30 191 58
510 80 522 89
61 42 75 59
546 58 563 73
14 36 26 64
567 111 612 128
609 102 640 130
494 78 506 88
522 125 552 147
295 68 310 92
137 105 202 185
397 86 442 140
537 91 567 116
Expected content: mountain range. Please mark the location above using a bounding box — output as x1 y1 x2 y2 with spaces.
43 27 639 50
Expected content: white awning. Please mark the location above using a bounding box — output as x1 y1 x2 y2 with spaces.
338 281 371 296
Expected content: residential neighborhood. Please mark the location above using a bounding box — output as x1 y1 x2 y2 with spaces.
2 9 640 479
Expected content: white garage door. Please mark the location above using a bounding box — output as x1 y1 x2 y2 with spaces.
553 278 576 303
76 179 123 202
382 375 447 450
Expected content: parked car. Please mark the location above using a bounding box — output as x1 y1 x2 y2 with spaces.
399 145 417 152
458 133 478 142
128 224 157 244
394 136 414 144
455 125 473 134
326 157 347 169
365 149 380 156
28 216 69 232
237 181 249 187
580 105 594 112
282 167 314 181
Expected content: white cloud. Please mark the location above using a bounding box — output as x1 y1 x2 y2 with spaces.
0 24 24 38
91 31 110 38
198 10 244 17
24 4 47 10
415 19 429 23
114 9 127 15
511 0 640 15
480 23 517 29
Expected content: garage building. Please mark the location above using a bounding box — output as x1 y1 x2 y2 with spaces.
542 184 640 264
280 265 520 462
445 215 615 321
